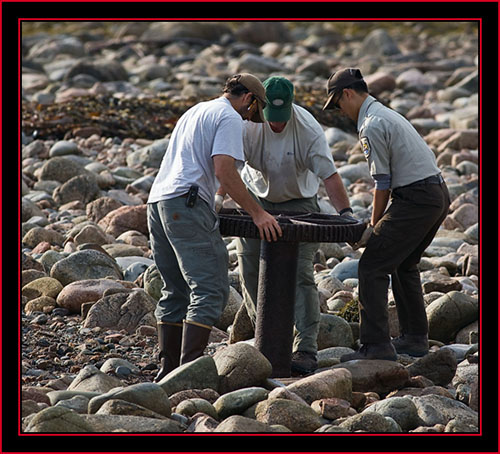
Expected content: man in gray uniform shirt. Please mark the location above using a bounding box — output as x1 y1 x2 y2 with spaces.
323 68 450 361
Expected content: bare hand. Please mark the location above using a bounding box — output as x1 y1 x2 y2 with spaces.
252 210 282 242
351 224 373 250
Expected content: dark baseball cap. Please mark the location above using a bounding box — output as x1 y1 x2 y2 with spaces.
263 76 294 122
323 68 364 110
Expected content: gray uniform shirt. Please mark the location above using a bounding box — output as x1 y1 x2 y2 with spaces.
357 95 440 189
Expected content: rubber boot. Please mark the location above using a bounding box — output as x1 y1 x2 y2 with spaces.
180 320 212 365
153 322 183 383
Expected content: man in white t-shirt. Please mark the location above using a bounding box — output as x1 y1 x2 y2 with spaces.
147 74 282 382
217 76 352 375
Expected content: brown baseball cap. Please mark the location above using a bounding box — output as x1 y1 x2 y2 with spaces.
236 73 267 122
323 68 364 110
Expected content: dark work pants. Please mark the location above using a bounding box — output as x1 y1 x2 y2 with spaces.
358 181 451 344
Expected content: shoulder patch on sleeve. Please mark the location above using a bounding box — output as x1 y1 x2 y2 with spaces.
360 137 371 159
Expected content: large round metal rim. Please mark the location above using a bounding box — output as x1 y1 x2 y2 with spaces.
218 208 366 243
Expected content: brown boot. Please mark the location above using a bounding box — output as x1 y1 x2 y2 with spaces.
180 320 212 365
153 322 183 383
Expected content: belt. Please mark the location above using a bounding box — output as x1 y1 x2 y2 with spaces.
396 174 444 189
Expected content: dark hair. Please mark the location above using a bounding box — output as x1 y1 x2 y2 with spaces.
223 74 250 96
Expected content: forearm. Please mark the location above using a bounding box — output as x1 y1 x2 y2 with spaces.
214 155 282 241
214 156 264 217
371 189 391 225
323 172 351 212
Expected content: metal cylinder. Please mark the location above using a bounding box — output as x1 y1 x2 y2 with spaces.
254 240 299 377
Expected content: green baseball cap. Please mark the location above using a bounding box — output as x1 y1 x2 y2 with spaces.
263 76 294 122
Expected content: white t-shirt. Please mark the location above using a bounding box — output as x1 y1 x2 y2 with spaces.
148 97 245 207
240 104 337 203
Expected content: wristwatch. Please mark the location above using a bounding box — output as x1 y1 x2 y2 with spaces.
339 207 354 216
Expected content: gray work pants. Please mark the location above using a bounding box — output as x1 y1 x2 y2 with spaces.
147 197 229 327
236 195 321 354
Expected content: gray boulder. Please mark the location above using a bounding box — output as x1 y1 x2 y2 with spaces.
339 412 402 433
83 289 156 334
214 387 269 420
25 406 94 433
362 396 421 431
426 291 478 342
159 356 219 397
285 368 352 404
332 360 409 395
356 29 401 57
67 365 123 393
214 415 289 433
38 156 86 183
23 226 65 249
214 343 272 394
317 313 354 349
53 174 101 205
65 59 128 82
95 399 168 419
143 264 163 301
81 414 185 432
88 382 171 417
406 348 457 386
141 21 231 42
49 140 80 157
411 394 478 428
126 138 169 169
175 398 218 420
50 250 123 286
255 398 323 432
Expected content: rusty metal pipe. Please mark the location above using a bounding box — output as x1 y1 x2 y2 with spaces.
254 240 299 378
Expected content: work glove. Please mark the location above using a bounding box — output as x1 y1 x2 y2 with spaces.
215 194 224 213
340 208 358 223
351 224 373 250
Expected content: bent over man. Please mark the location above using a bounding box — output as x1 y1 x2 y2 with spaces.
147 74 282 382
323 68 450 362
219 76 352 375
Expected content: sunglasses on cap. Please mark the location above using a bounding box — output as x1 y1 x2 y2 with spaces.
247 97 257 111
329 83 356 109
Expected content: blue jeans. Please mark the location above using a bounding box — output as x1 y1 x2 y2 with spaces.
147 197 229 327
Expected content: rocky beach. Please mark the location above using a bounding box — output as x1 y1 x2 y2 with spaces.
21 21 479 433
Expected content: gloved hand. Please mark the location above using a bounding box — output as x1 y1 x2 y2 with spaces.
351 224 373 250
215 194 224 213
340 209 358 223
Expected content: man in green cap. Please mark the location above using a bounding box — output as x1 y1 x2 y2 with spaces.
216 76 352 375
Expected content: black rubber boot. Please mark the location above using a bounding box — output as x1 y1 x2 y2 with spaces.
340 342 397 362
180 320 212 365
153 322 183 383
392 334 429 357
